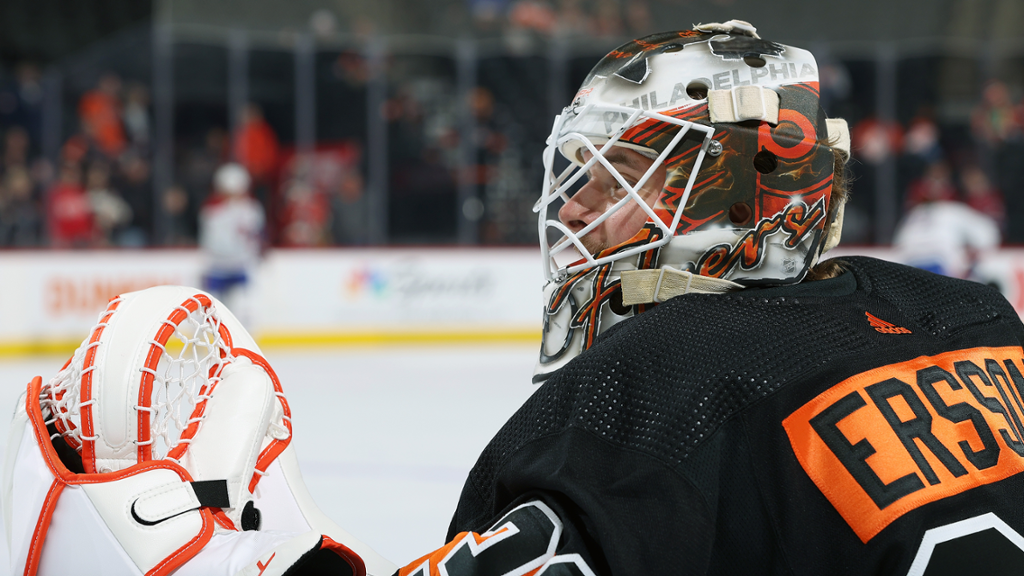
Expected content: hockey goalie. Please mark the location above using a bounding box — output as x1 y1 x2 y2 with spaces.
1 286 396 576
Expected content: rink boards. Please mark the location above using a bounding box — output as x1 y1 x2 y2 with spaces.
0 247 1023 355
0 248 541 355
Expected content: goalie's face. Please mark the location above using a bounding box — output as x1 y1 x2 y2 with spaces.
557 147 666 256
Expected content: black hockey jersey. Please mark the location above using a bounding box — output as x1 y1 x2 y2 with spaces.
399 256 1024 576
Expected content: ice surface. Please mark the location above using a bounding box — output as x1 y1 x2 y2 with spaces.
0 343 540 573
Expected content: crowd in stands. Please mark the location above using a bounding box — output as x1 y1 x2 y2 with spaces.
1 51 1024 252
0 69 153 248
470 0 653 40
838 78 1021 253
0 67 294 250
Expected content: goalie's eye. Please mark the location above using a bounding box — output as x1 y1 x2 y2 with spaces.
583 170 631 198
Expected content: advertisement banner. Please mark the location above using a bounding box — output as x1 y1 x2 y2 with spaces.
256 248 543 346
0 248 542 354
0 251 202 353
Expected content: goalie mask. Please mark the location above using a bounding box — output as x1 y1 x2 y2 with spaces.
534 20 851 382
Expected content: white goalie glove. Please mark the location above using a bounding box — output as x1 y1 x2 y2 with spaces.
1 286 396 576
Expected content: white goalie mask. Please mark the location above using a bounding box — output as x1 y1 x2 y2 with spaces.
533 21 851 382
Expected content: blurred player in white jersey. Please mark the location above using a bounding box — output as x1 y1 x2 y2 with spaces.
199 162 265 326
893 163 1000 279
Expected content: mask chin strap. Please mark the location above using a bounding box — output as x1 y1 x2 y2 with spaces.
620 266 742 305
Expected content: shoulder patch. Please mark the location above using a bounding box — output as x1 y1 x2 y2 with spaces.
783 347 1024 542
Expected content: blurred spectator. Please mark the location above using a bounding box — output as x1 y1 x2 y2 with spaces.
331 168 369 245
970 80 1022 147
0 62 44 151
280 177 331 246
848 115 902 244
84 162 132 246
122 82 150 152
470 0 509 32
818 61 851 113
593 0 624 37
625 0 652 35
161 184 192 246
78 73 127 159
4 126 30 171
46 162 94 248
961 164 1006 232
115 151 152 246
349 14 376 42
898 107 944 213
278 145 365 246
232 103 280 208
0 165 42 246
465 87 508 238
332 51 369 87
903 160 957 210
903 108 942 164
852 115 903 165
60 134 92 166
508 0 557 35
384 88 427 165
29 157 54 192
972 80 1024 244
308 9 339 40
555 0 592 36
391 145 457 241
182 127 229 240
469 87 507 174
199 163 265 323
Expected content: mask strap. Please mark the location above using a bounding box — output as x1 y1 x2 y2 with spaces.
708 86 780 124
620 267 742 305
826 118 851 160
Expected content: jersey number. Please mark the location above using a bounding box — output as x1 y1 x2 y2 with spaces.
908 513 1024 576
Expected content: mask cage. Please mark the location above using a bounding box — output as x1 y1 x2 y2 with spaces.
535 101 716 281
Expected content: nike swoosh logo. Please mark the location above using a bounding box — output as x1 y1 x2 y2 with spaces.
257 553 276 575
130 499 193 526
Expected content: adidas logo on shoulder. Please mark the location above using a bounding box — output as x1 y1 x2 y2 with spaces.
865 312 911 334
